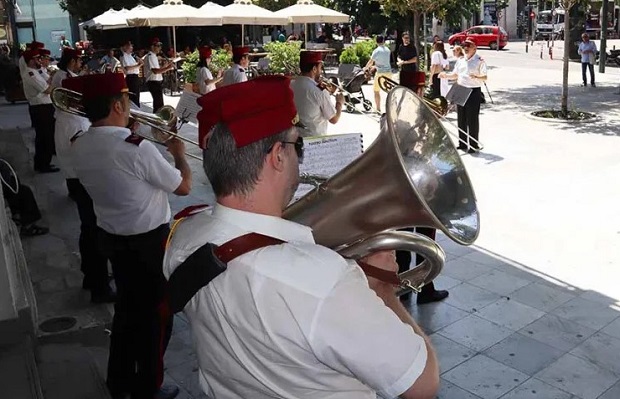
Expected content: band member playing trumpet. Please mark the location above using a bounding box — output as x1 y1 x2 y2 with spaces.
67 73 191 399
145 37 174 112
365 35 392 113
120 41 144 106
38 48 53 81
222 46 250 86
439 38 487 153
290 51 344 136
163 75 439 399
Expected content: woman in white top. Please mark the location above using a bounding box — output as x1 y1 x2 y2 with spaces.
430 41 449 98
195 46 223 95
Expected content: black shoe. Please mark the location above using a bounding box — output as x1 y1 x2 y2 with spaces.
582 83 588 87
457 145 468 151
91 289 117 304
35 166 60 173
416 289 449 305
591 83 596 87
154 384 180 399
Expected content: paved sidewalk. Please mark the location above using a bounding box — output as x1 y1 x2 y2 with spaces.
1 41 619 398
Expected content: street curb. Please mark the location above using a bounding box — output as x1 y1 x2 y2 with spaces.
524 111 599 124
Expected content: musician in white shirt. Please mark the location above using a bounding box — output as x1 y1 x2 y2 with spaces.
120 41 144 106
144 37 174 112
195 46 222 95
222 46 249 86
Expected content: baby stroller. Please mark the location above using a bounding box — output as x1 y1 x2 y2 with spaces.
340 67 373 113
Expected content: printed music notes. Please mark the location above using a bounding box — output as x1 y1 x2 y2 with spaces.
294 133 364 200
175 90 202 124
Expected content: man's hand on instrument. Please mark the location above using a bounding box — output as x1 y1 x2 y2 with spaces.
334 92 345 106
129 121 140 134
166 137 186 158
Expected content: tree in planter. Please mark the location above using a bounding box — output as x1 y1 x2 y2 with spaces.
209 49 232 76
181 50 199 90
354 39 377 68
264 41 301 74
339 46 360 65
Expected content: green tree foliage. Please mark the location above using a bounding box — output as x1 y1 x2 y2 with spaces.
264 41 301 73
339 46 359 64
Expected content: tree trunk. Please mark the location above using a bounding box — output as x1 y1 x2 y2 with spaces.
413 11 420 60
561 7 571 115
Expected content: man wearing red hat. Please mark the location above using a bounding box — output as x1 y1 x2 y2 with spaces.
19 41 45 75
289 50 344 136
119 41 144 106
22 49 59 173
144 37 174 112
162 75 438 399
439 38 487 153
222 46 249 86
196 46 222 95
68 73 191 399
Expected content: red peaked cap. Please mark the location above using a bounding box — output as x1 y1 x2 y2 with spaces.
39 48 51 57
152 37 162 45
23 49 40 62
70 73 129 101
61 75 84 93
232 46 250 58
62 48 81 59
30 41 45 50
199 46 212 59
196 75 298 149
299 51 323 66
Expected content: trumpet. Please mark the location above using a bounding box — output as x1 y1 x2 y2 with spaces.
378 75 484 149
51 87 202 161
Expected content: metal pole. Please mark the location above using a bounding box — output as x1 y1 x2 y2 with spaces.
599 0 608 73
29 0 37 40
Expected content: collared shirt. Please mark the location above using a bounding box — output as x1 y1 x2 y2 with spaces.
454 53 487 88
397 44 418 72
18 56 27 76
290 76 336 136
163 204 427 399
53 69 87 179
23 67 52 105
196 66 215 95
39 68 50 82
70 126 182 235
578 41 597 64
120 52 140 75
222 64 247 86
371 45 392 73
145 51 163 81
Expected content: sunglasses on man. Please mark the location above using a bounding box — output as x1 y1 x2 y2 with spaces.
269 136 304 164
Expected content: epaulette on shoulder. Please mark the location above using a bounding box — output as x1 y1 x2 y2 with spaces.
124 134 144 146
173 204 210 220
38 69 44 74
28 71 34 76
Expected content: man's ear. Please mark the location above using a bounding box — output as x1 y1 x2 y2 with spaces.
267 142 285 172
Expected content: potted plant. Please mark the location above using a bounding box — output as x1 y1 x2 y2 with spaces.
264 41 301 75
181 50 199 92
339 46 360 65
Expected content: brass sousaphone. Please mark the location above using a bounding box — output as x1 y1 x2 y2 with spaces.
284 87 479 294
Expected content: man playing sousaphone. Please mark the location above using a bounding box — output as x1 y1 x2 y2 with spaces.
163 76 439 399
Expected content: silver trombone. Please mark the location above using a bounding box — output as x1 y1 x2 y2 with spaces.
51 87 202 161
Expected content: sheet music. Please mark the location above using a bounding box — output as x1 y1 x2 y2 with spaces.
176 90 202 124
446 83 473 107
293 133 364 201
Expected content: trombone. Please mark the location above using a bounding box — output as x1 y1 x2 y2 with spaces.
51 87 202 161
378 76 484 150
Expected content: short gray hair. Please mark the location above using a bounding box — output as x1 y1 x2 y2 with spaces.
203 124 291 197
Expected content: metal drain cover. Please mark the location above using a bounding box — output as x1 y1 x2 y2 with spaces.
39 316 77 333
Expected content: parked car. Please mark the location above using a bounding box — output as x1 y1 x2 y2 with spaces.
448 25 509 50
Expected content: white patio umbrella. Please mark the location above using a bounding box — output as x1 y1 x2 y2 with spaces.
218 0 289 45
80 8 130 31
274 0 350 48
199 1 224 13
127 0 223 52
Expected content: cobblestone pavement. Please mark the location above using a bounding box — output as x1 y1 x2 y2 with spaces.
1 39 618 398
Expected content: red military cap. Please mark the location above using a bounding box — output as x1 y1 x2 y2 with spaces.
299 51 323 66
151 37 162 46
39 49 51 58
23 49 40 62
30 41 45 50
71 73 129 101
232 46 249 58
61 76 84 93
62 48 81 59
197 75 298 149
199 46 212 59
463 38 477 47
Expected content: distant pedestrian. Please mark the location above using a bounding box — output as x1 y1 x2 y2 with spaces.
365 35 392 113
578 33 596 87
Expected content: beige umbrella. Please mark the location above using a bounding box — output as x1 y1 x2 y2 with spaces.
274 0 350 48
217 0 289 45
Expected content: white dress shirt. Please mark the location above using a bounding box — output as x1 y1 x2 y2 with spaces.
120 52 140 75
454 53 487 89
222 64 247 86
145 51 162 82
23 67 52 105
70 126 182 235
289 76 336 136
196 66 215 95
163 203 427 399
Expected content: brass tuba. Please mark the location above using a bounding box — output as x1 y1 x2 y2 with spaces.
378 75 449 116
283 86 479 294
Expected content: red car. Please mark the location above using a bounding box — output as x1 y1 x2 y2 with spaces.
448 25 508 50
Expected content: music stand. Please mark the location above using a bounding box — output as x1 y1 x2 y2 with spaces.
446 84 473 107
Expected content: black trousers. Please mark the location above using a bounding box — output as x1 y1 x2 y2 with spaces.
456 87 481 150
395 227 437 296
101 224 173 399
2 183 41 225
431 73 441 98
147 81 164 113
581 62 595 85
126 74 141 107
66 178 109 295
29 104 56 170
